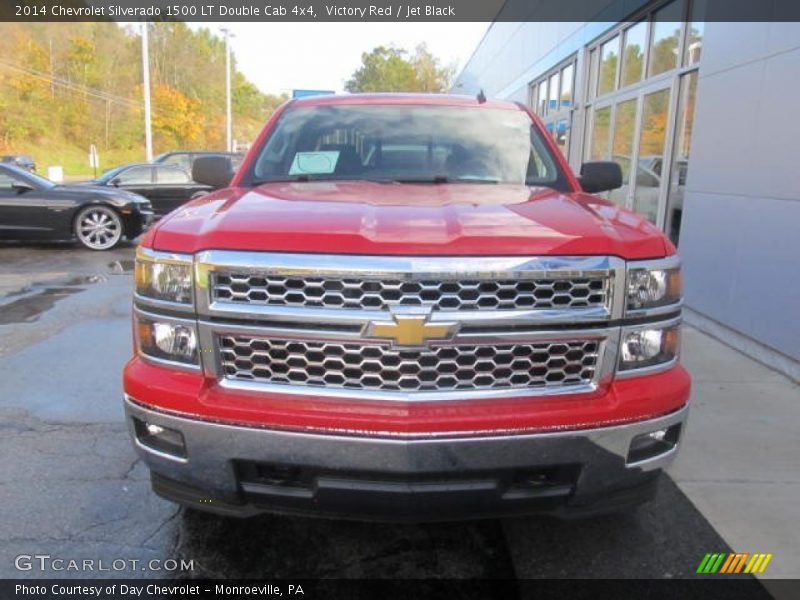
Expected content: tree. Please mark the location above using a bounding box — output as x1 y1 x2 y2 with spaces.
411 44 454 92
345 44 453 93
151 84 204 148
0 21 287 171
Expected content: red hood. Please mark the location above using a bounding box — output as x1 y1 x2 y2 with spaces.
147 182 669 259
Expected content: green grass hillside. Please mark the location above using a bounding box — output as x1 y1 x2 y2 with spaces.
0 22 285 178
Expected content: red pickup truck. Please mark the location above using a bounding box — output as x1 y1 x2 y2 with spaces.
124 93 689 521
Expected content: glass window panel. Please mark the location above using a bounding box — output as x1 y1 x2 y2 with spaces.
0 171 23 188
548 72 559 114
622 21 647 87
555 118 570 158
598 36 619 96
157 167 191 184
587 48 599 100
684 0 706 65
589 106 611 160
539 79 548 115
608 98 638 205
117 167 152 185
160 154 192 170
649 1 683 77
632 88 671 224
560 63 574 110
666 71 698 245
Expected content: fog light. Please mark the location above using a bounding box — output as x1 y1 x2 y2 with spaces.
133 417 187 459
627 423 681 464
146 423 165 436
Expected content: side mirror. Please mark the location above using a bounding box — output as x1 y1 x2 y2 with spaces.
192 155 234 188
109 177 122 187
11 182 35 194
578 161 623 193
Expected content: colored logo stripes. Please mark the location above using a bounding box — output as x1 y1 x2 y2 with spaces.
697 553 773 574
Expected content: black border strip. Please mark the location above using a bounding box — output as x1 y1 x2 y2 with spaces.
3 0 800 23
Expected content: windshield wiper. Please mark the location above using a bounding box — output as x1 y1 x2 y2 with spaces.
252 175 313 184
390 176 499 184
251 176 502 185
252 176 397 185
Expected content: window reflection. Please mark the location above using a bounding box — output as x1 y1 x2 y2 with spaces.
590 106 611 160
684 0 705 65
608 98 637 205
598 36 619 96
538 80 548 115
622 21 647 87
587 48 599 100
560 63 574 110
633 88 671 224
555 118 570 157
666 72 698 245
649 1 683 77
548 72 559 114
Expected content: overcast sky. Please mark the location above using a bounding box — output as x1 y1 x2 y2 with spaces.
187 22 489 96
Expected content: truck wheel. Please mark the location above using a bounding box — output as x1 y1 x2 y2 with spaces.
75 205 123 250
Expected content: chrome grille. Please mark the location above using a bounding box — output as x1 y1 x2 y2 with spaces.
218 335 600 393
211 273 610 311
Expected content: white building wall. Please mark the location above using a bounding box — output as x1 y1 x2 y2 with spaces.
454 19 800 379
678 22 800 374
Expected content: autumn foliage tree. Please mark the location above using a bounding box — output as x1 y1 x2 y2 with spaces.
345 44 454 93
0 22 286 173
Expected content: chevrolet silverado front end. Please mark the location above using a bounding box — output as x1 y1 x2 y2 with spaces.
123 94 690 521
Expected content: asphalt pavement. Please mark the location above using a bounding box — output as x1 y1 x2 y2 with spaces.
0 241 772 591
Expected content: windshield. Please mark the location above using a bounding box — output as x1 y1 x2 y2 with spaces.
16 168 56 189
247 105 567 188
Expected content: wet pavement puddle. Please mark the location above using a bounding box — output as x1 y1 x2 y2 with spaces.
0 271 126 325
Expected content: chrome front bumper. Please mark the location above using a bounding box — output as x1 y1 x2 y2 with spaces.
124 396 688 521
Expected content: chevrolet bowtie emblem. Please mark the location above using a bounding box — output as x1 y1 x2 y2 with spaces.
365 314 458 347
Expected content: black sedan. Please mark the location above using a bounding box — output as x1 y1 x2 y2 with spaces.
0 164 153 250
86 163 211 217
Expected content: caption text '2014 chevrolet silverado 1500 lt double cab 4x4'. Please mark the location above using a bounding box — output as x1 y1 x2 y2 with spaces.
124 93 689 521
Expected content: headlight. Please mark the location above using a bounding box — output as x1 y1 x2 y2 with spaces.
135 248 193 304
135 313 198 366
619 323 680 372
626 259 682 312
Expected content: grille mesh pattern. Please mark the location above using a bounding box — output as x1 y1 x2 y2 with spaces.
211 274 609 311
219 336 600 392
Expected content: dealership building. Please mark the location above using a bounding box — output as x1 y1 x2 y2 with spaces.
454 2 800 380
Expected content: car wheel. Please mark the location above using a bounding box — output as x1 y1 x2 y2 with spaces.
75 205 123 250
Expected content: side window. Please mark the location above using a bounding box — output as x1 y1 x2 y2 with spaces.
0 172 21 190
527 128 559 184
161 154 192 170
156 167 190 184
117 167 153 185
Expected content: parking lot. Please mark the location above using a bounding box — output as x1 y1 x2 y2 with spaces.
0 241 786 590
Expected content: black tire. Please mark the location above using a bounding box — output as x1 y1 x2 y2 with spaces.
74 205 123 250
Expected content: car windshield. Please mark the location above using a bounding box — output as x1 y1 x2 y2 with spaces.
24 170 56 188
6 167 55 189
248 104 567 188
